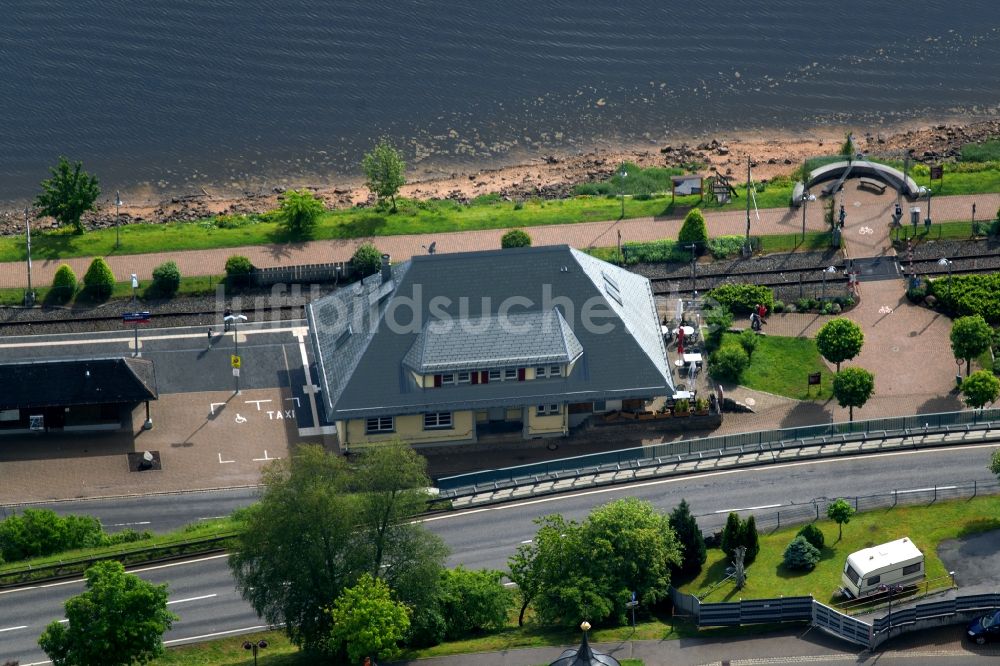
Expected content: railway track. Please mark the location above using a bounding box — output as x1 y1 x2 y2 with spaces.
649 267 849 295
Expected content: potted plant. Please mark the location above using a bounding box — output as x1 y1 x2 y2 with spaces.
694 397 710 415
638 410 655 421
673 398 691 417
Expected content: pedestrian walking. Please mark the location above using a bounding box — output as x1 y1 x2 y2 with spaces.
207 328 213 347
224 307 232 332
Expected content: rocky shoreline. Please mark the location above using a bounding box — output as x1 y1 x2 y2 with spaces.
1 119 997 238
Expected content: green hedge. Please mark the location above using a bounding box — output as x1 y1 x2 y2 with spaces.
706 284 774 315
928 273 1000 322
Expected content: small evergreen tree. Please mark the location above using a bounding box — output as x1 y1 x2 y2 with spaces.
678 208 708 249
51 264 78 304
669 499 707 579
783 536 821 570
796 524 825 550
501 229 532 248
720 512 742 559
82 257 115 300
740 515 760 565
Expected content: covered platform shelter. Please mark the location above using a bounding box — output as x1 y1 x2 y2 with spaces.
792 160 920 206
0 357 157 434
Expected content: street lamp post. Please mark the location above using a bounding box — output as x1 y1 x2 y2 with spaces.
618 164 627 218
821 265 837 301
686 243 698 297
925 186 933 228
225 312 248 394
114 190 123 249
24 206 34 306
938 257 953 299
131 274 139 357
800 191 815 242
242 639 268 666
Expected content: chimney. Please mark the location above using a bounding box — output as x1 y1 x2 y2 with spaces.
380 254 392 283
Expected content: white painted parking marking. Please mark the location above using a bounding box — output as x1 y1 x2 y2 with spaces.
245 399 272 411
253 451 280 462
209 402 226 416
218 453 235 464
167 593 218 606
285 397 301 407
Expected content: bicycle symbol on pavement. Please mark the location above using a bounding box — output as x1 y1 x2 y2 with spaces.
234 413 247 424
879 306 893 314
859 226 874 235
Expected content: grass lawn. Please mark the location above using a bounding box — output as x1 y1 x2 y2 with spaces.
724 333 834 400
0 517 238 578
680 494 1000 605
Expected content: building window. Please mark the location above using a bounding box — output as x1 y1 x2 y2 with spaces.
549 365 562 377
536 404 560 416
535 366 547 377
866 575 880 586
423 412 453 429
457 371 471 384
504 368 518 381
902 563 921 575
488 369 502 381
441 373 454 384
365 416 394 433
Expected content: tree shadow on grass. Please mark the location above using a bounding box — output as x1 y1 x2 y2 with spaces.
30 229 88 260
775 561 815 581
336 213 388 239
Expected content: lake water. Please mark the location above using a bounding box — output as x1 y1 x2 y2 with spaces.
1 0 998 202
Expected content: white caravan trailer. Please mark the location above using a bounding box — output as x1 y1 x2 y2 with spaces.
841 536 924 598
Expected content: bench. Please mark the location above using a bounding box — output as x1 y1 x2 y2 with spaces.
858 177 887 194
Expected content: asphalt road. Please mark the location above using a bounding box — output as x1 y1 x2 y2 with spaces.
2 443 999 664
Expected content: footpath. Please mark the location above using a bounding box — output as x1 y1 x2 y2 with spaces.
0 191 995 289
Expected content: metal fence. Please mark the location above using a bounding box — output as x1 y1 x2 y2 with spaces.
812 602 872 647
871 592 1000 635
250 261 354 287
698 596 813 627
692 479 1000 537
436 408 1000 497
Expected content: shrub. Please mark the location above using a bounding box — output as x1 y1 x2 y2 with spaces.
906 283 927 303
436 567 513 640
738 329 759 359
620 239 687 264
224 255 254 287
703 306 734 352
783 536 821 571
51 264 77 303
501 229 532 249
993 357 1000 377
710 344 749 381
278 188 325 236
0 509 104 562
830 303 842 314
678 208 708 248
351 243 383 277
772 300 785 313
740 515 760 565
707 284 774 315
796 524 825 550
928 272 1000 323
150 261 180 297
706 235 745 259
102 528 153 546
82 257 115 300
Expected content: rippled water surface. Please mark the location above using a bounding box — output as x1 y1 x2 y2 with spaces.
1 0 998 201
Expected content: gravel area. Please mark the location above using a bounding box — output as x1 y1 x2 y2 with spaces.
909 237 1000 261
632 249 845 280
0 284 339 336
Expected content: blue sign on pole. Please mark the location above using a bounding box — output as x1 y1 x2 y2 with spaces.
122 311 151 324
631 591 636 602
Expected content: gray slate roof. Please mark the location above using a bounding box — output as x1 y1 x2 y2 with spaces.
0 357 157 409
402 309 583 373
307 245 672 420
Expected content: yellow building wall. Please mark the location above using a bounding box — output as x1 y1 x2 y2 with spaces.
343 411 475 447
526 405 567 437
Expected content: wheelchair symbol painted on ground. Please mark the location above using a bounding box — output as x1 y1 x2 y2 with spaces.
234 413 247 424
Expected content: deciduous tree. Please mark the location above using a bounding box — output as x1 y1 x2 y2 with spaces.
38 561 175 666
816 318 864 371
362 139 406 212
962 369 1000 408
35 157 100 234
832 366 875 421
826 498 856 542
328 573 410 664
352 242 383 277
950 315 993 376
436 567 513 640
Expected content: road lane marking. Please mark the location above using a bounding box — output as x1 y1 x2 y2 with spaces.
713 503 781 514
419 442 1000 524
198 515 228 521
0 624 28 632
109 521 151 527
520 539 533 544
167 593 218 605
163 624 277 645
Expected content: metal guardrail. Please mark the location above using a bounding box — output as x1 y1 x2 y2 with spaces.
0 532 235 587
435 408 1000 501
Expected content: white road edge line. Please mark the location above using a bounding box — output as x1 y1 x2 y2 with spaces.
167 593 218 605
0 624 28 632
713 503 782 514
13 554 232 592
163 624 274 646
